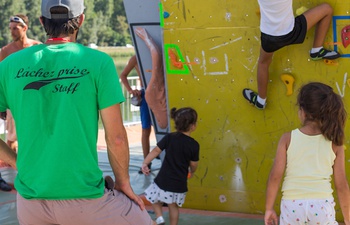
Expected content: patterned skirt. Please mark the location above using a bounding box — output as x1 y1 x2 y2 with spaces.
144 181 187 207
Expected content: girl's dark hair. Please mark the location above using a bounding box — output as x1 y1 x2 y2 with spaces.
41 6 80 37
170 107 198 132
297 82 347 146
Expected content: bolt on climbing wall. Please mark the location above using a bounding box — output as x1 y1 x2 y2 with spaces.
161 0 350 221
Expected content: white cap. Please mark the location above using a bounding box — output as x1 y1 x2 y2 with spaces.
41 0 84 19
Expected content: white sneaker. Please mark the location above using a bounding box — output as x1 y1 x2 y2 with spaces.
155 216 165 225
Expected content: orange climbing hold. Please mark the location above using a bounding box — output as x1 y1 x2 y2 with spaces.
168 49 184 69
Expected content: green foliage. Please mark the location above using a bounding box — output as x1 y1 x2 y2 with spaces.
0 0 130 47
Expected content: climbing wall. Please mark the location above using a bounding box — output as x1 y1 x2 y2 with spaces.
125 0 350 220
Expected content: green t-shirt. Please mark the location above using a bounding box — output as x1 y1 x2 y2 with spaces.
0 43 125 199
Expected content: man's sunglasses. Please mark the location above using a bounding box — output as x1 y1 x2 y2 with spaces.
10 16 27 26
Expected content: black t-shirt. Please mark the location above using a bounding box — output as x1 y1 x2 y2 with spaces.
154 132 200 193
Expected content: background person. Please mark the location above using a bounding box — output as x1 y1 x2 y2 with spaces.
264 82 350 225
0 0 155 224
135 27 168 129
0 14 41 151
120 55 154 173
0 14 41 192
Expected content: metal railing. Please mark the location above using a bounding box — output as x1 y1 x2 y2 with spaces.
119 76 142 126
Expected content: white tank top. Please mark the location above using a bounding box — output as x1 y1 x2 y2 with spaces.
258 0 295 36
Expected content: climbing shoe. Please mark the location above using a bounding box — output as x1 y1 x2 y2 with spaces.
310 48 340 60
0 177 12 192
242 88 266 109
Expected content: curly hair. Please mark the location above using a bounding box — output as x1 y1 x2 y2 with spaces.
170 107 198 132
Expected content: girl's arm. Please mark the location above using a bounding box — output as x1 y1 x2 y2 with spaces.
264 132 290 225
188 161 198 178
333 144 350 225
142 146 162 175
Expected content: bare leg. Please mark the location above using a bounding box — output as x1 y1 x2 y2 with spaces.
141 127 151 159
135 27 168 129
152 202 164 219
303 3 333 48
257 47 274 99
168 203 179 225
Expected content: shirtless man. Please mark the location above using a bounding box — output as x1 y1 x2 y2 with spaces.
0 14 41 151
0 14 40 192
135 27 168 129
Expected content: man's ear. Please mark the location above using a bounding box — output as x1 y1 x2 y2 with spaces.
39 16 44 26
78 14 85 27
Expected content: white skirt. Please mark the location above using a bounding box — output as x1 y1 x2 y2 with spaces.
144 182 186 207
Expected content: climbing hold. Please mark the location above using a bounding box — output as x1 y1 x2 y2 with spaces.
163 11 170 19
280 74 295 96
168 49 183 69
323 59 338 66
347 78 350 88
341 25 350 48
167 48 197 69
256 8 260 17
296 6 309 16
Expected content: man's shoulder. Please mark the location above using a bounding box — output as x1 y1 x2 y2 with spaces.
1 42 15 49
0 43 16 59
28 39 42 46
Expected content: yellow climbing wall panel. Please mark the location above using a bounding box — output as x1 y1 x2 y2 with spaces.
161 0 350 220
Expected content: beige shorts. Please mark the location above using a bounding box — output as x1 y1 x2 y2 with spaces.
17 189 153 225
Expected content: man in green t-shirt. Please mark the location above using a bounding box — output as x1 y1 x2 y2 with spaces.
0 0 155 224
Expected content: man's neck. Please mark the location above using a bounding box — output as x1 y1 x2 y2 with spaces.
46 35 76 44
14 36 30 48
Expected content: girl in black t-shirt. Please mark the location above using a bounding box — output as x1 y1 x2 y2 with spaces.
141 107 200 225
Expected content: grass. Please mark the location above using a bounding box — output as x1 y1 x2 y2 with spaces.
98 46 135 58
98 46 139 77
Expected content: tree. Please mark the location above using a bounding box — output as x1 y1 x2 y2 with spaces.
0 0 130 47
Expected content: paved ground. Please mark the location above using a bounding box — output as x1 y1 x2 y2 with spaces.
0 125 345 224
97 124 157 150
